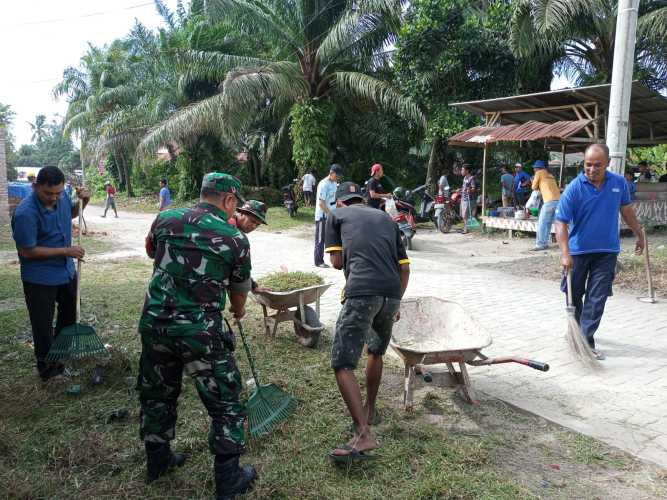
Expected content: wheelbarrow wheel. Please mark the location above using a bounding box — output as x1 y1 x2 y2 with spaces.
293 305 324 349
295 326 320 348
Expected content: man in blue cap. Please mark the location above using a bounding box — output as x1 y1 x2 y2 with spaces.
555 144 644 360
531 159 560 251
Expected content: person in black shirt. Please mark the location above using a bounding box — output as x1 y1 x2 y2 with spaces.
366 163 392 210
324 181 410 462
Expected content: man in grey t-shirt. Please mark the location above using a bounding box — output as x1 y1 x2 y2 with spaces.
325 181 410 462
500 165 514 207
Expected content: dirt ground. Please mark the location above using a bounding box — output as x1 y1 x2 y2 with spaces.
381 362 667 499
476 229 667 298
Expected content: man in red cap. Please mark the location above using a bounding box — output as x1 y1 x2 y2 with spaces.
366 163 392 210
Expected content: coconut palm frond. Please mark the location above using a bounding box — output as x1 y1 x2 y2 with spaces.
333 71 425 128
317 9 389 70
265 116 290 161
533 0 602 32
137 93 227 157
222 63 307 111
97 85 140 108
637 5 667 47
205 0 304 53
175 49 273 86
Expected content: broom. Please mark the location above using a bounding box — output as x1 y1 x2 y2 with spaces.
564 268 600 369
47 200 108 364
234 320 297 437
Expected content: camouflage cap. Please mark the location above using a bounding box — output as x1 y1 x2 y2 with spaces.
237 200 268 225
201 172 245 204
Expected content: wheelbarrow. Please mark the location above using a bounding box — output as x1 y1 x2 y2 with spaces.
390 297 549 409
252 283 333 348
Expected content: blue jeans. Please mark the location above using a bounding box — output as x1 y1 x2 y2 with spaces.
560 253 617 348
536 200 558 248
314 219 326 265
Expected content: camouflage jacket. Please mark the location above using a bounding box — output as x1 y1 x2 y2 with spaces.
139 202 252 335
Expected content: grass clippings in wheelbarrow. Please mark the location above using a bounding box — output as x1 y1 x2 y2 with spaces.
258 271 324 292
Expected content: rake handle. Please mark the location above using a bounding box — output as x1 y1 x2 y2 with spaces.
234 320 261 385
76 199 83 323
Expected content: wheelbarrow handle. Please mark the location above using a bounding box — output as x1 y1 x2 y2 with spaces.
468 356 550 372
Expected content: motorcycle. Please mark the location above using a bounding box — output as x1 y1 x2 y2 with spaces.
281 181 298 217
406 185 437 224
386 195 417 250
433 186 459 234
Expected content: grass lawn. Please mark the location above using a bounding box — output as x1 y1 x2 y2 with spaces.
1 258 665 499
259 206 315 232
0 224 114 256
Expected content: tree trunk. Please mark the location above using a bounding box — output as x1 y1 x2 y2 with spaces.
123 159 133 197
426 137 441 194
0 126 10 223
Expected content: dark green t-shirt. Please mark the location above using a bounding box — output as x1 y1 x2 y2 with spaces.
324 204 409 300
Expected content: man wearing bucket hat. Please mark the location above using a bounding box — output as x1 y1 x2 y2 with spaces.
531 159 561 251
366 163 392 210
138 172 258 498
324 181 410 463
229 199 268 234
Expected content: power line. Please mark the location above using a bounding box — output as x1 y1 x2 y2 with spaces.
1 2 155 28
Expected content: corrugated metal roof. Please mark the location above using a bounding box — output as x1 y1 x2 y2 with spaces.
448 119 592 145
449 82 667 146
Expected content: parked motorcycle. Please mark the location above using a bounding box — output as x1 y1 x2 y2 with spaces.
389 189 417 250
407 185 437 224
281 181 298 217
433 186 458 234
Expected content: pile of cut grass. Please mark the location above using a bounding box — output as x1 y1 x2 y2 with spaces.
258 271 324 292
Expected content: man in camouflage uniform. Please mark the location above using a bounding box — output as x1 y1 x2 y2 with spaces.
138 172 257 499
228 200 268 233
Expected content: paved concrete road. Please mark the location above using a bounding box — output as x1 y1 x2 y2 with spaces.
248 227 667 468
40 205 667 467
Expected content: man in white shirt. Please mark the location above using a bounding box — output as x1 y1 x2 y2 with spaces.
302 170 317 206
314 164 342 267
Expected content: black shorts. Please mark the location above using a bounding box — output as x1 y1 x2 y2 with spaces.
331 296 401 370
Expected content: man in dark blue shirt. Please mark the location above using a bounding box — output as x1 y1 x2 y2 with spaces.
555 144 644 360
11 166 90 380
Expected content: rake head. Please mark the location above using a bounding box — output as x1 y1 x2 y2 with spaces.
46 323 109 362
246 383 297 438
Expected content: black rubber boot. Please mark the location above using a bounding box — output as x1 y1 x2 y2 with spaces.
215 454 257 500
145 442 187 483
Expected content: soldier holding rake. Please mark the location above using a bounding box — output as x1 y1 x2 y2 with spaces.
138 172 256 499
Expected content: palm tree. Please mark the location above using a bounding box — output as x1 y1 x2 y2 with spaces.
511 0 667 90
139 0 425 176
28 114 48 144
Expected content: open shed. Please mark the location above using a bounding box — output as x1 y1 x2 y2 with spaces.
448 82 667 234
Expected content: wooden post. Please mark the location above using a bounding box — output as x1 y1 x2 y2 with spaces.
558 142 566 188
481 143 488 219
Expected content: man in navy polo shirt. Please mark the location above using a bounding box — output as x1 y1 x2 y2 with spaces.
11 166 90 380
555 144 644 360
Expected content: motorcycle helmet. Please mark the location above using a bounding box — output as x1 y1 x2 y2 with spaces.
393 186 408 201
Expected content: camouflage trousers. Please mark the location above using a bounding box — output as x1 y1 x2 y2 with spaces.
137 325 246 455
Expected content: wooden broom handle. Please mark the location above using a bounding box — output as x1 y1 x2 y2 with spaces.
643 228 655 300
566 268 573 307
76 199 82 322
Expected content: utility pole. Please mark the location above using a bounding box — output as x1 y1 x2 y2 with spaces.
606 0 639 175
0 126 10 224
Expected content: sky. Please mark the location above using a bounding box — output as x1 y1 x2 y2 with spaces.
1 1 574 148
0 0 178 146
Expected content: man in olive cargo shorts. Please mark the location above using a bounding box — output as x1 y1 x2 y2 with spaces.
325 181 410 462
138 172 257 499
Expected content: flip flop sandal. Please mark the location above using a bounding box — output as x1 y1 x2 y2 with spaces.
328 445 379 464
